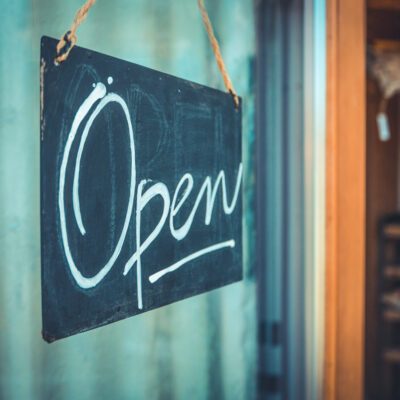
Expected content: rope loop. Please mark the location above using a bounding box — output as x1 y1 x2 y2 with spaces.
55 0 239 108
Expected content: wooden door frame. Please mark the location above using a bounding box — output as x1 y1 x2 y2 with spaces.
324 0 366 399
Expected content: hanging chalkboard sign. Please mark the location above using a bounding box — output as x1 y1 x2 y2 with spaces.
40 36 242 342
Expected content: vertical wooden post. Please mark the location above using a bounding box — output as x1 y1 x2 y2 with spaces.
325 0 366 399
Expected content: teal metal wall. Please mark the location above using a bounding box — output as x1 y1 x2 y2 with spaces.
0 1 256 399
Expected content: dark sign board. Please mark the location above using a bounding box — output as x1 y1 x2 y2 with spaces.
40 36 242 342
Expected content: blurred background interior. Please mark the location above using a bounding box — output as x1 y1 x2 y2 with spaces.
366 1 400 399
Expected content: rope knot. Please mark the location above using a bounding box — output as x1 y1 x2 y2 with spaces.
54 0 96 64
228 89 240 109
55 31 77 65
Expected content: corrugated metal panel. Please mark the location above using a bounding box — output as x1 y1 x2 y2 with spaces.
0 1 256 399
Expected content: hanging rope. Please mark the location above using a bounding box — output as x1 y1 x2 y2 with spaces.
197 0 239 108
55 0 96 64
55 0 239 108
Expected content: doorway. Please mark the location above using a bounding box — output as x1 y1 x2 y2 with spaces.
365 2 400 399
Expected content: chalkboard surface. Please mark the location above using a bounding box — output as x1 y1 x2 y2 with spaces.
40 36 242 342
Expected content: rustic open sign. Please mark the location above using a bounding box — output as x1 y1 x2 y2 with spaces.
40 36 242 342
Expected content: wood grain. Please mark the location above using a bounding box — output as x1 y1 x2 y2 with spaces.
325 0 366 399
